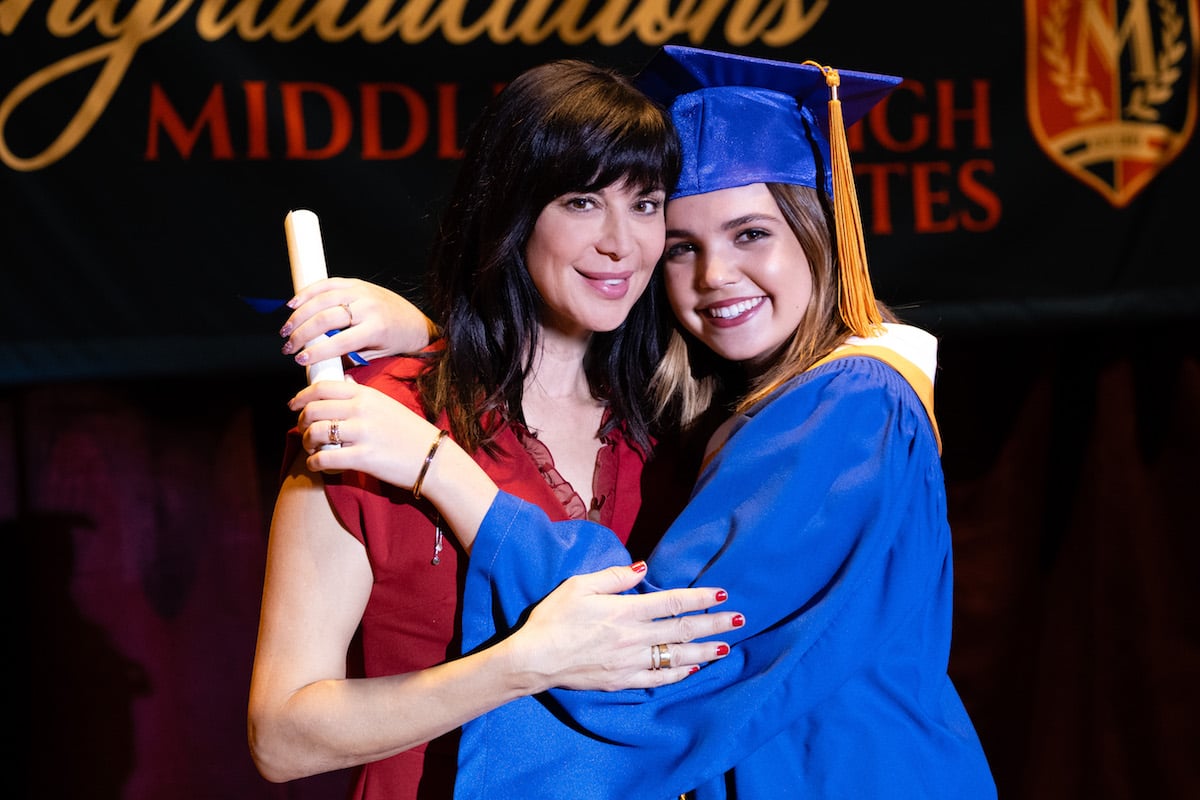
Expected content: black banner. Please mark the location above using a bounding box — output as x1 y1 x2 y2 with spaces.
4 0 1198 384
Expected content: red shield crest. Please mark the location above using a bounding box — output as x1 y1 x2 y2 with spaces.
1026 0 1198 206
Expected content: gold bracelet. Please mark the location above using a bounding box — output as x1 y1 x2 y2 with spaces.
412 429 449 500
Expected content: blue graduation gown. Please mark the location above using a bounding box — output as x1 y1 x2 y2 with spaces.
456 343 996 799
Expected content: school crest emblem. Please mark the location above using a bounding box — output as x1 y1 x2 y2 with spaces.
1026 0 1198 206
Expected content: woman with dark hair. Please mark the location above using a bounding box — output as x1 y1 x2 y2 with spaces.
247 59 742 800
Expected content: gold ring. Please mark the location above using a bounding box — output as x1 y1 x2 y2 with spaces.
340 302 354 328
329 420 342 446
651 643 671 670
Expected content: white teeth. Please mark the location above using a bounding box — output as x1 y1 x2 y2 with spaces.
706 297 763 319
603 278 624 286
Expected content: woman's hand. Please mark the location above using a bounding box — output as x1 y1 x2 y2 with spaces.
505 562 744 693
291 376 496 552
291 376 440 486
280 277 436 367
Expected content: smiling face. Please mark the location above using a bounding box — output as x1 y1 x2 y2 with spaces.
524 179 667 339
663 182 813 369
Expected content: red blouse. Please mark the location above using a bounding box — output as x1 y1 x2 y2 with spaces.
302 353 650 800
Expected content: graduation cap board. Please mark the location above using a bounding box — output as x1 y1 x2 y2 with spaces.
637 46 904 336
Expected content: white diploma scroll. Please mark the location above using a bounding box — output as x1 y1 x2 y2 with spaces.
284 209 346 386
285 209 344 451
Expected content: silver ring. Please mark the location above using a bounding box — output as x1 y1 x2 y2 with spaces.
340 302 354 328
329 420 342 446
651 643 671 670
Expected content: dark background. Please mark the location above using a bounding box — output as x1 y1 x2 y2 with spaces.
4 1 1198 797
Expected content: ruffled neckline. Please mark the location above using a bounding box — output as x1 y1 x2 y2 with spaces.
509 417 622 526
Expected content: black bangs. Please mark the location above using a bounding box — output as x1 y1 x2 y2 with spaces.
528 71 681 200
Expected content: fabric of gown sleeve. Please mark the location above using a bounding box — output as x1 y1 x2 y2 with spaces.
457 355 996 800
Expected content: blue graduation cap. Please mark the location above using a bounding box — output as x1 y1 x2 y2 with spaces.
637 46 904 337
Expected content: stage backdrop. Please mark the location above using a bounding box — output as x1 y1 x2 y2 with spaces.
3 1 1197 384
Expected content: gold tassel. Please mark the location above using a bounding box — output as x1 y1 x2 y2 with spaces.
804 62 883 338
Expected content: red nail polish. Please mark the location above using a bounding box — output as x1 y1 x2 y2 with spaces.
689 666 700 674
732 614 745 628
715 644 730 656
715 590 728 602
630 561 647 573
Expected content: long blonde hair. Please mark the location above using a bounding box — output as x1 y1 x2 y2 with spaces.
650 183 894 429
